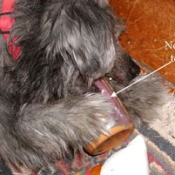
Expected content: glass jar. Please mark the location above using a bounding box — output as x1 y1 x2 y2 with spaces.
85 77 134 155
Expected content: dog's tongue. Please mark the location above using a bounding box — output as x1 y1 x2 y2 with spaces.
94 78 132 125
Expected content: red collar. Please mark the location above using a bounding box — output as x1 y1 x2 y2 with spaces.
0 0 20 59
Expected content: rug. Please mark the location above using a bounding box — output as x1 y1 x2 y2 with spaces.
1 126 175 175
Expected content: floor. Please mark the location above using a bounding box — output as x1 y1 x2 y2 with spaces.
110 0 175 85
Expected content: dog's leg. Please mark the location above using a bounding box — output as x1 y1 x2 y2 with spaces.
0 92 114 168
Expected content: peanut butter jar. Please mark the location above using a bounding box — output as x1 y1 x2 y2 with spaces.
85 77 134 155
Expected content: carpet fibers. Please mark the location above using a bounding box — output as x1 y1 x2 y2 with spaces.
1 126 175 175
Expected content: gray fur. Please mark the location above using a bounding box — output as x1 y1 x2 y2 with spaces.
0 0 140 168
112 74 174 126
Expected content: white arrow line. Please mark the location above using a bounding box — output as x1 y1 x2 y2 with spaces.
112 60 174 97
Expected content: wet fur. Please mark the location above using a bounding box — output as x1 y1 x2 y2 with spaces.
0 0 140 168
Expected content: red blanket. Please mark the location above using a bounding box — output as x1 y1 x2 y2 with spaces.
0 0 20 59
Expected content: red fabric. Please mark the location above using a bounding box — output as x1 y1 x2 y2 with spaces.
0 0 15 34
0 0 20 59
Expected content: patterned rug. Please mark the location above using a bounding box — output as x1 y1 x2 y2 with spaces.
1 125 175 175
140 122 175 174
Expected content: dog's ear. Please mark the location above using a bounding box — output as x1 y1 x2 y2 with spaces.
42 1 116 80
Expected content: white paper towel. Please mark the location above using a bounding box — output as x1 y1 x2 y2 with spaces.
100 135 149 175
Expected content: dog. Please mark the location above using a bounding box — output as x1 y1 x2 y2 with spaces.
0 0 140 168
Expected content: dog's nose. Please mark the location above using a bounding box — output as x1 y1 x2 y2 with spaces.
107 53 140 86
124 54 140 81
129 63 140 79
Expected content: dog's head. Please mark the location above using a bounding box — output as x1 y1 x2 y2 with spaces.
41 0 140 86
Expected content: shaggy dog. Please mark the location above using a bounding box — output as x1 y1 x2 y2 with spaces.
0 0 140 168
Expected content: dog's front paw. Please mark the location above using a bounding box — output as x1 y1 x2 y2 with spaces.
71 93 115 143
86 93 114 124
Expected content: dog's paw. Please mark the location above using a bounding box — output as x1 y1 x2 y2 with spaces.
85 93 114 121
15 93 115 161
84 93 114 118
70 93 115 143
